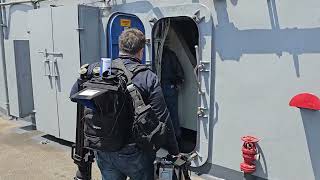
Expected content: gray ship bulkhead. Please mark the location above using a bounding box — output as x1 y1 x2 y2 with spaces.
0 0 319 180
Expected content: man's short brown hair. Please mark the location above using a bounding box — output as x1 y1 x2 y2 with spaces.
119 28 146 55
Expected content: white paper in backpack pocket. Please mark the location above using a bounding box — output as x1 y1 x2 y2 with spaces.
79 89 100 97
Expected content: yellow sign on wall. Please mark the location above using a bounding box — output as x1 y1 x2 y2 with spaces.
120 19 131 27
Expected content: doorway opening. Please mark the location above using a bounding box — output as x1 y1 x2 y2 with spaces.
152 17 199 153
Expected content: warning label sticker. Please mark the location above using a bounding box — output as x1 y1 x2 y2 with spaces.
120 19 131 27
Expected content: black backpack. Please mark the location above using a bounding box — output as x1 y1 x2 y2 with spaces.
73 59 166 152
114 60 166 152
79 61 130 151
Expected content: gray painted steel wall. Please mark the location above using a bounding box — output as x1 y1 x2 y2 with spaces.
0 4 8 114
1 0 319 179
3 3 34 117
0 50 6 113
210 1 320 180
98 1 320 179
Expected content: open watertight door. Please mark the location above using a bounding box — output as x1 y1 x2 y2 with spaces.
108 5 213 167
147 4 213 167
107 12 146 63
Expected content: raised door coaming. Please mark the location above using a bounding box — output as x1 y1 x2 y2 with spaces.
29 8 59 137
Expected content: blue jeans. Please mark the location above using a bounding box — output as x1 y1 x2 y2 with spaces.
95 144 156 180
162 84 181 138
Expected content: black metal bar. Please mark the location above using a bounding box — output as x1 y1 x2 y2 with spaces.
72 78 94 180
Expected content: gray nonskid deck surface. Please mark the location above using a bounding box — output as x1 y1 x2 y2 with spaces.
0 117 210 180
0 117 101 180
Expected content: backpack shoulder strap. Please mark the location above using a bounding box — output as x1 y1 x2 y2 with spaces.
111 59 150 115
111 59 150 84
127 63 150 77
111 59 134 84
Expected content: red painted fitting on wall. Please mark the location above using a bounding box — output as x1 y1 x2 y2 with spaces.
289 93 320 110
240 136 259 174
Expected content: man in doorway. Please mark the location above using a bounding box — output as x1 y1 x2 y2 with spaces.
161 45 185 143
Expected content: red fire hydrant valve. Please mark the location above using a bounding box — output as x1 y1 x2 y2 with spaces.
240 136 259 174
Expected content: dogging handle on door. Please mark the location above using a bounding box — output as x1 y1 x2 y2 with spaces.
43 59 50 77
194 45 204 95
